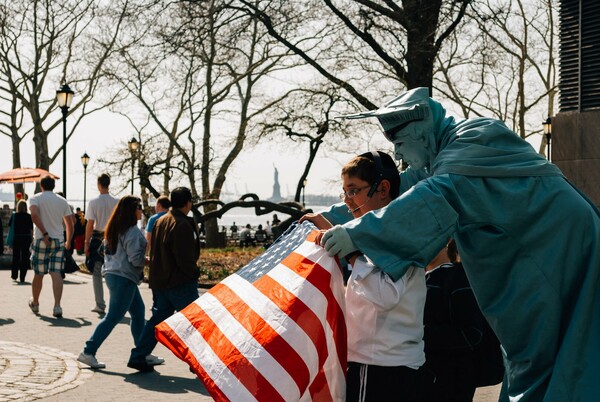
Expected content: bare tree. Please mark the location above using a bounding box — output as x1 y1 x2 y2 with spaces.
0 0 143 196
107 0 302 245
435 0 558 148
234 0 471 110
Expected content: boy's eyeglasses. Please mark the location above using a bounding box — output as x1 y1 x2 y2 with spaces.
339 186 370 200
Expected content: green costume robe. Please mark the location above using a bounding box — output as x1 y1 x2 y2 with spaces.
324 108 600 402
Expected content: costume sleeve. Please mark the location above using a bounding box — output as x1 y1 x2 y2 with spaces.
344 177 458 281
399 167 430 193
320 202 353 226
348 256 408 310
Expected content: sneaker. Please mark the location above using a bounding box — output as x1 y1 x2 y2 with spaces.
145 354 165 366
28 298 39 314
53 306 63 318
78 352 106 369
127 360 155 373
91 306 105 314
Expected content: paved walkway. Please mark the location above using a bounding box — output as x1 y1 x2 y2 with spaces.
0 258 212 401
0 256 501 401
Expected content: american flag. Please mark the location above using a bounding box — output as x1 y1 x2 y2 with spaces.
155 222 347 401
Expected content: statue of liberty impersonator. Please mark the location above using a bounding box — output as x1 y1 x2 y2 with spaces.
319 87 600 402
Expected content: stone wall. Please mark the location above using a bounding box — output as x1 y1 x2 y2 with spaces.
553 110 600 207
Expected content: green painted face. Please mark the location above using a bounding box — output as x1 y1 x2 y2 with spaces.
391 121 435 170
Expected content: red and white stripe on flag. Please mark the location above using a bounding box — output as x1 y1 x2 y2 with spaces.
156 228 347 402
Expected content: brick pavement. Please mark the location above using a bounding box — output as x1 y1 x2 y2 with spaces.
0 257 501 401
0 262 212 401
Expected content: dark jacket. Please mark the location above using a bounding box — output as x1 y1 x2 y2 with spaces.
11 212 33 242
149 209 200 290
424 262 486 353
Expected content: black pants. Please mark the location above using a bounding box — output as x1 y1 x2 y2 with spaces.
346 362 431 402
422 353 477 402
11 238 31 282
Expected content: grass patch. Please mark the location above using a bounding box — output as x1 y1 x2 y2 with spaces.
197 246 265 284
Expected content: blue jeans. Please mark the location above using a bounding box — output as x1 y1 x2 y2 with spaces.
128 281 198 363
84 273 145 356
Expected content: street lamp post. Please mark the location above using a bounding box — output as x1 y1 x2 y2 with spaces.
56 83 75 196
127 137 139 194
81 152 90 210
302 179 307 207
543 117 552 161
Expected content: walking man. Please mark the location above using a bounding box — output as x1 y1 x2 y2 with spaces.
85 173 119 314
127 187 200 372
28 175 74 318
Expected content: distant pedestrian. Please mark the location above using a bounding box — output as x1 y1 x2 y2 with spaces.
145 195 171 255
5 192 24 251
254 224 268 243
73 207 86 254
266 220 272 235
239 224 255 247
10 200 33 283
78 196 163 369
127 187 200 372
85 173 119 315
28 175 73 318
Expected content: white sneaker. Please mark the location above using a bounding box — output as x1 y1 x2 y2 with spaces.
77 352 106 369
146 354 165 366
52 306 63 318
28 298 39 314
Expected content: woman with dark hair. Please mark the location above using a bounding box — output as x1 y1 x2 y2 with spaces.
10 200 33 282
77 196 149 369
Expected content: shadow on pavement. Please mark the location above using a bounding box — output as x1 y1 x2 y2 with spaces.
0 318 15 326
91 369 210 396
63 278 87 285
39 316 93 328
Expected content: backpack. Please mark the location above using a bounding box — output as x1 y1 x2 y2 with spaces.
443 264 505 387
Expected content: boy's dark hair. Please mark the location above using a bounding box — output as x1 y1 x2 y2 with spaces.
40 175 56 191
98 173 111 188
342 151 400 198
156 195 171 209
170 187 192 209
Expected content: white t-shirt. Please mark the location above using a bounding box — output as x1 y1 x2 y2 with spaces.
346 255 426 368
86 193 119 231
29 191 73 241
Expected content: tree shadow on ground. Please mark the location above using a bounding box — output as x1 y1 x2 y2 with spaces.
0 318 15 326
94 369 210 396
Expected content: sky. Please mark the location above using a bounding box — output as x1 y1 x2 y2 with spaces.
0 99 544 209
0 107 391 207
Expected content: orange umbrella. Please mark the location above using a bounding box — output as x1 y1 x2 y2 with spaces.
0 167 60 183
